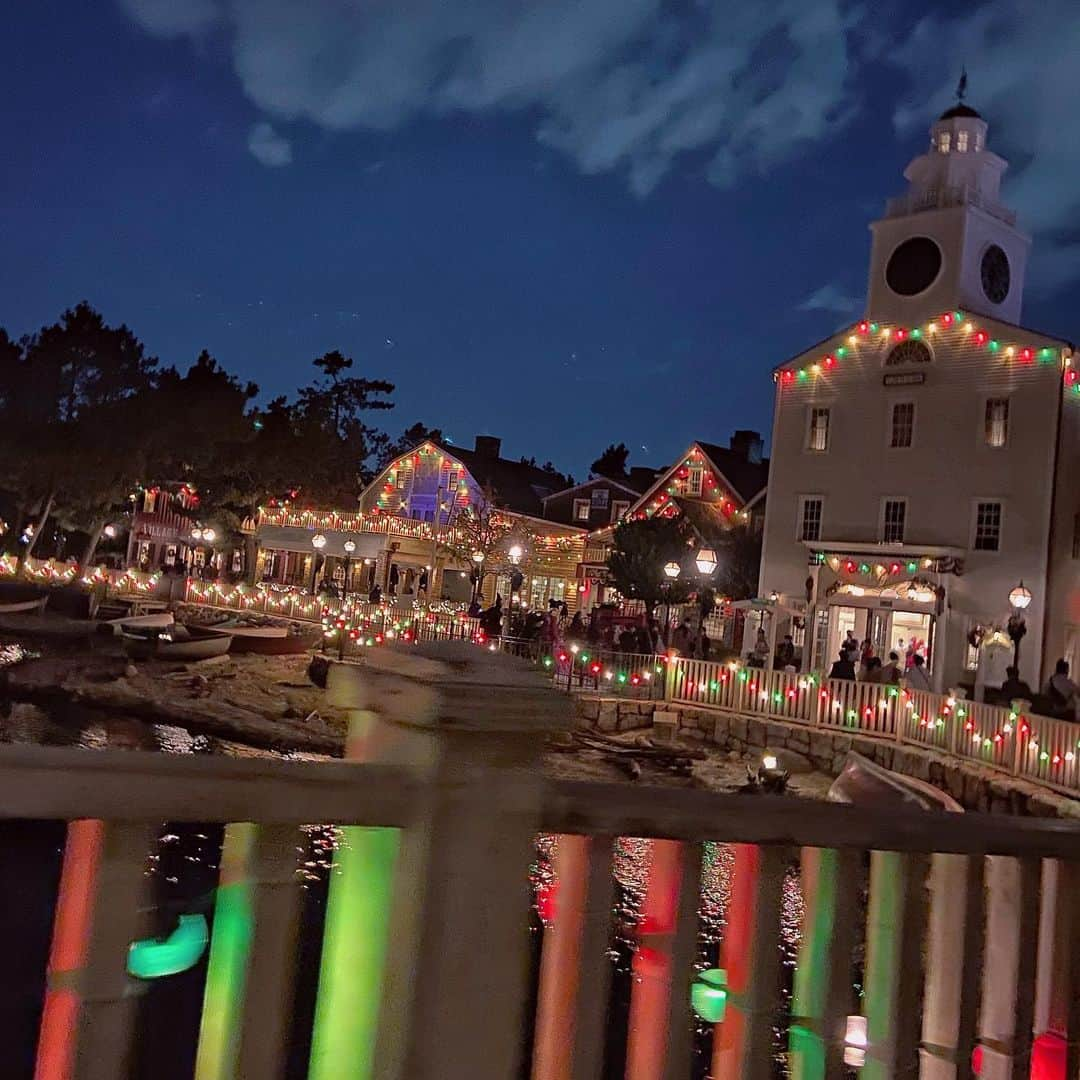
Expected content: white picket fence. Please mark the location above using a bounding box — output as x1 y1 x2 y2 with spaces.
666 658 1080 798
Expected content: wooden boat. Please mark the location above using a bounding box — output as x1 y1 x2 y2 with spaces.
0 596 48 615
828 751 963 813
122 624 233 662
103 612 175 636
201 621 316 655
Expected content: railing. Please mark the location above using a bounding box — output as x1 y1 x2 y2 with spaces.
884 184 1017 226
2 712 1077 1080
667 658 1080 797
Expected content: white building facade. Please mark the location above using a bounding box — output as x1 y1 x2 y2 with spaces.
759 100 1080 691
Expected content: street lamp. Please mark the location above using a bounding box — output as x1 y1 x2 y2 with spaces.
191 527 203 541
201 528 216 544
310 533 327 595
508 544 523 564
1007 580 1032 669
342 539 356 601
471 550 485 604
661 561 682 648
695 547 718 576
1008 581 1032 611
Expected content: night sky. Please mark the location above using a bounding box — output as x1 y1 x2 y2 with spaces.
3 1 1078 477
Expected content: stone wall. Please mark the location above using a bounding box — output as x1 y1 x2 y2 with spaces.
573 695 1080 820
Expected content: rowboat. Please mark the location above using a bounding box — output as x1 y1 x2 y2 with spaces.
0 596 48 615
122 624 233 662
201 621 316 655
828 751 963 812
103 612 175 636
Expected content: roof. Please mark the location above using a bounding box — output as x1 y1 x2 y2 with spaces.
939 103 981 120
435 441 571 517
541 474 641 505
696 441 770 504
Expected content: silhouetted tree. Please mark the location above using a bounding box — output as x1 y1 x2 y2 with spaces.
590 442 630 479
606 516 692 616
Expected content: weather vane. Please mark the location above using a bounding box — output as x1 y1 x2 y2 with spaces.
956 66 968 103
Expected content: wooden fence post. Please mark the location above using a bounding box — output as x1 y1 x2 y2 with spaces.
789 847 861 1080
863 851 928 1080
328 645 574 1080
711 843 787 1080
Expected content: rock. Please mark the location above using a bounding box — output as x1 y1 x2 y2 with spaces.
282 705 301 719
124 663 139 679
727 750 741 762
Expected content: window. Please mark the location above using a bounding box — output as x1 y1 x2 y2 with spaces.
573 499 590 522
974 130 983 152
890 402 915 448
590 488 609 509
611 500 630 523
797 496 823 542
686 467 703 496
973 502 1002 551
885 340 932 366
956 129 969 152
881 499 907 543
807 407 830 452
985 398 1009 447
938 131 951 153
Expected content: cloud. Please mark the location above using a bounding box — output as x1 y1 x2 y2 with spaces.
119 0 863 196
117 0 220 37
889 0 1080 293
798 283 862 315
247 121 292 167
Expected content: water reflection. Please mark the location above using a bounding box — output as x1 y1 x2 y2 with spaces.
531 836 805 1080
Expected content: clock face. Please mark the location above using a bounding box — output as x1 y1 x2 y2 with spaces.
981 244 1010 305
885 236 942 297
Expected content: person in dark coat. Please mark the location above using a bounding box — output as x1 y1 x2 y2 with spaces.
828 650 856 681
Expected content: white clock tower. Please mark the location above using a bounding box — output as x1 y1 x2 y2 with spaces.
865 97 1031 326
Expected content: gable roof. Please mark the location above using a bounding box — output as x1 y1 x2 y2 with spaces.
695 441 770 504
541 475 642 505
433 441 571 517
773 312 1074 377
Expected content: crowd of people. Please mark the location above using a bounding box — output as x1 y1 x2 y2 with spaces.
825 630 933 690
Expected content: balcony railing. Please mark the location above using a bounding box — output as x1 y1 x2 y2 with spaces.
884 184 1017 226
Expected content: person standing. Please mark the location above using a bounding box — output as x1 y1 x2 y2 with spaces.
906 653 932 691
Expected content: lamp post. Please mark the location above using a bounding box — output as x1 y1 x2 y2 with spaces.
693 547 718 658
1007 580 1032 669
662 560 681 649
472 550 485 604
506 543 524 636
311 533 327 595
342 539 356 602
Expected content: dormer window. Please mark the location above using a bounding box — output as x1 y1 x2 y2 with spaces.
956 130 969 152
937 131 951 153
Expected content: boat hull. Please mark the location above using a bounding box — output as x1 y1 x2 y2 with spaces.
828 751 963 812
122 626 233 662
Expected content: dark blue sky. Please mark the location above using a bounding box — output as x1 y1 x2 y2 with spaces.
3 1 1077 477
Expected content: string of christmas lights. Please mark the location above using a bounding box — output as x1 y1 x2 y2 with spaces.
776 309 1078 392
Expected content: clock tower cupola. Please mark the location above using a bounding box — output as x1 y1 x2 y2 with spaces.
865 82 1030 327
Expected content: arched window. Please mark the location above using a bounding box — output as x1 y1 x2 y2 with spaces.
884 340 932 367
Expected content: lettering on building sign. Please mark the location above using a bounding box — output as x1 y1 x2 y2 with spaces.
883 372 926 387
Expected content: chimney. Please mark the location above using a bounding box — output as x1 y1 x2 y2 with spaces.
474 434 502 459
730 429 763 464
